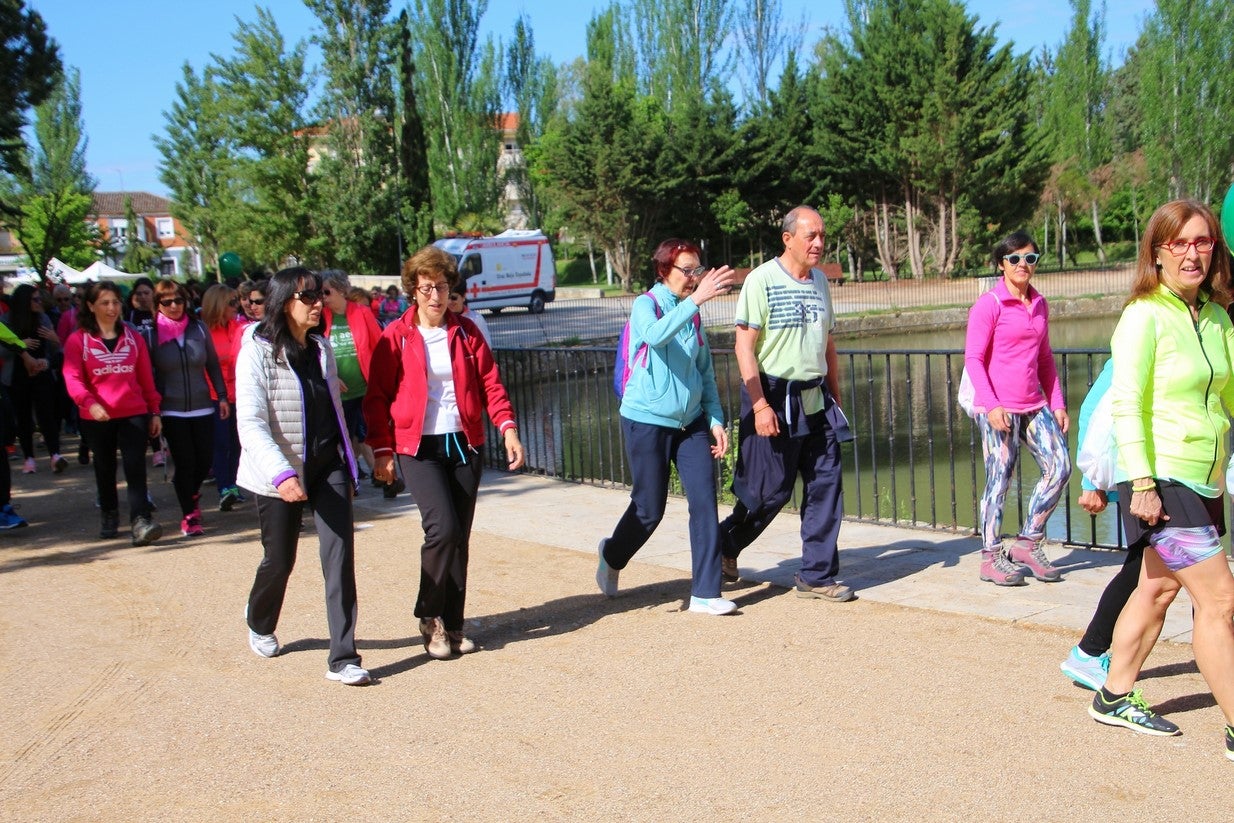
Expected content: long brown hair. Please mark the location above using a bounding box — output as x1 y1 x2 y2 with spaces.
1127 199 1231 307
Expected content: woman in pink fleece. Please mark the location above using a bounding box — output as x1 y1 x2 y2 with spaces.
62 281 164 546
964 231 1071 586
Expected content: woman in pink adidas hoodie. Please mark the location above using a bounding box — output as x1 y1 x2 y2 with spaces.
62 281 164 546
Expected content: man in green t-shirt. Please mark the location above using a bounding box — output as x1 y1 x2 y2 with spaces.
720 205 854 603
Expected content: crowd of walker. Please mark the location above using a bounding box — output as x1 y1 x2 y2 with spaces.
1 200 1232 761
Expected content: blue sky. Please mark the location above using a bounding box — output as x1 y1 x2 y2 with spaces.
29 0 1154 197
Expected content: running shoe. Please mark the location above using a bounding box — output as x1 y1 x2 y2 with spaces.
688 596 738 615
21 457 35 474
1088 688 1180 736
248 628 280 658
51 453 67 474
595 539 619 597
218 487 243 512
0 505 28 530
1061 646 1110 691
181 514 203 537
325 664 372 686
793 574 855 602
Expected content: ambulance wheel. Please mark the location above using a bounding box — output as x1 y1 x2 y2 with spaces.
529 292 546 314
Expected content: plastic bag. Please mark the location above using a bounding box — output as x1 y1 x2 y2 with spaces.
1076 390 1117 491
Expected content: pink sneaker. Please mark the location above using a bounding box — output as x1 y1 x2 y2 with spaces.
1008 536 1061 582
21 457 36 474
180 514 203 537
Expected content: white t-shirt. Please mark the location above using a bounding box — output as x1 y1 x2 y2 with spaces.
419 326 461 434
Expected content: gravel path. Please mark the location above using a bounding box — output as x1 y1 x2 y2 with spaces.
1 454 1230 821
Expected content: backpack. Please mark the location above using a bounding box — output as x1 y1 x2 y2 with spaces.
613 292 703 398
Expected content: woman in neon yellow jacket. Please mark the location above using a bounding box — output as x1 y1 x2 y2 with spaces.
1086 199 1234 761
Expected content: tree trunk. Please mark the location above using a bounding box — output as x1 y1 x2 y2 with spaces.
1090 199 1106 265
587 237 598 283
873 199 898 280
905 189 924 279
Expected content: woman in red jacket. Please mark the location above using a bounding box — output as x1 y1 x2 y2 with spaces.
62 281 163 545
202 284 247 511
320 270 384 492
365 246 525 659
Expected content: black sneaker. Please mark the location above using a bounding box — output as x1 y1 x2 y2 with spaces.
383 478 405 499
1088 688 1180 736
1226 725 1234 762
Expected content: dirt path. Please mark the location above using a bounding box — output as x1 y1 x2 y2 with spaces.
1 455 1230 821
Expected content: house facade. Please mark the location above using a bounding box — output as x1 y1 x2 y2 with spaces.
89 192 201 278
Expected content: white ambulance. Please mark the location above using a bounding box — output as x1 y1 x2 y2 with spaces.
433 230 556 314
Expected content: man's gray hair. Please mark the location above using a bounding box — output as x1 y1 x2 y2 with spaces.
781 205 820 236
319 269 352 292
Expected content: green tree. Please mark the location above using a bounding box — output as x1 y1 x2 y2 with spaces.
533 9 669 291
1041 0 1111 263
1136 0 1234 203
409 0 503 229
211 7 313 271
814 0 1046 278
396 9 434 251
503 13 558 229
307 0 410 274
0 0 61 191
1 68 97 283
155 63 237 277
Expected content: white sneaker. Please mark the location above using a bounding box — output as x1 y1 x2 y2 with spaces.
248 628 280 658
595 539 619 597
688 596 738 615
325 664 372 685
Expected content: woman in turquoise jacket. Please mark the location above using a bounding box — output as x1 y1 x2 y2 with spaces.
595 239 737 615
1086 200 1234 761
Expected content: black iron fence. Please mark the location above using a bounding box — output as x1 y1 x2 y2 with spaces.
485 263 1134 348
480 345 1141 551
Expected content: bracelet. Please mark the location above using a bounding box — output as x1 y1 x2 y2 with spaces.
754 405 773 415
751 401 770 413
1131 483 1155 493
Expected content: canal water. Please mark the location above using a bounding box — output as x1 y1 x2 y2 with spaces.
493 314 1136 550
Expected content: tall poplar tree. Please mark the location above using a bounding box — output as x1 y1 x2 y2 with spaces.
307 0 410 274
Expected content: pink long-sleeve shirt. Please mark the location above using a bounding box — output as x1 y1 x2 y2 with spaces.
963 280 1065 415
62 327 161 419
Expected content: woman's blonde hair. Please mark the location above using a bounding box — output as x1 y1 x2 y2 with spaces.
200 283 237 328
1127 199 1231 306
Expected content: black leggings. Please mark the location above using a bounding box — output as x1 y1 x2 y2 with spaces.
161 414 215 516
80 415 152 522
10 370 60 459
1078 544 1144 657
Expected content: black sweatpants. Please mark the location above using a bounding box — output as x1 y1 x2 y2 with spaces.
399 434 484 632
246 452 360 673
80 415 152 522
161 414 215 516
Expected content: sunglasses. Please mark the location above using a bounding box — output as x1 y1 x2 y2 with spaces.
248 297 265 306
292 289 323 305
1003 253 1040 266
158 297 186 307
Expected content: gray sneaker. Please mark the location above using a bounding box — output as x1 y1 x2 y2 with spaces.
325 664 372 686
793 574 855 602
248 628 280 658
419 617 452 659
131 515 162 546
595 539 619 597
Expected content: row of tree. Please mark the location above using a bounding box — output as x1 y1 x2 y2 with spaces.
5 0 1234 289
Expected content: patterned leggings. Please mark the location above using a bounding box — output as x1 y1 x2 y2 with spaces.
977 406 1072 551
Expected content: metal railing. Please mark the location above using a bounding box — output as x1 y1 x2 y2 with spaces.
480 345 1135 550
483 263 1134 349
